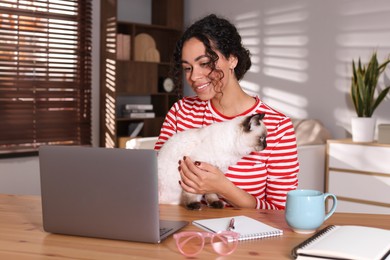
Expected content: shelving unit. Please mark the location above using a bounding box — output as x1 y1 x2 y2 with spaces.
100 0 183 148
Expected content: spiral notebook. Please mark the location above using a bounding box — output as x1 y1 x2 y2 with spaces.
192 215 283 241
292 225 390 260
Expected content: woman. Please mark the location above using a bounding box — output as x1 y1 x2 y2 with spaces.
154 14 299 210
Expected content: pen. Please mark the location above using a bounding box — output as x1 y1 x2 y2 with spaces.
227 218 235 231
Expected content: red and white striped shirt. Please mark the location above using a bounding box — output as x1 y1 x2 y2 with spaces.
154 96 299 209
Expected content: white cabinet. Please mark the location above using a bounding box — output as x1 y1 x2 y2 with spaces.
326 139 390 214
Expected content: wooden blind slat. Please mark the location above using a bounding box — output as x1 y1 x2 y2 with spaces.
0 0 91 155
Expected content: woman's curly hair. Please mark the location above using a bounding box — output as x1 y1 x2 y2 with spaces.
171 14 251 96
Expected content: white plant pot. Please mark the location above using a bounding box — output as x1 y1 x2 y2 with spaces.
351 117 376 142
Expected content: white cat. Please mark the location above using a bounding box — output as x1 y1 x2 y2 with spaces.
157 113 268 210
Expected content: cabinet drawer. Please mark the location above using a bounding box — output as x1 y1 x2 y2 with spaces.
335 200 390 214
328 143 390 173
328 170 390 205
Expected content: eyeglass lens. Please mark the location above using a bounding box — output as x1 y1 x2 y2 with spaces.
175 232 238 257
211 233 238 255
177 234 203 256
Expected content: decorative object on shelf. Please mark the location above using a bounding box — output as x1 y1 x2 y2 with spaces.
351 117 376 142
145 48 160 62
159 77 175 93
163 77 174 92
134 33 160 62
128 122 144 137
350 52 390 142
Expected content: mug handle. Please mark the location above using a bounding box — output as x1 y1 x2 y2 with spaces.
323 193 337 220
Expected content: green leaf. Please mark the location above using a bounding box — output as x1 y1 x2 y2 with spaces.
378 59 390 72
352 60 357 81
371 86 390 116
350 80 360 116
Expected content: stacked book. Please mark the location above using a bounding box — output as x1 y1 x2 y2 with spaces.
122 104 155 119
117 33 130 60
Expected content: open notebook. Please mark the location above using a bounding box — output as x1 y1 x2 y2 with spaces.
292 225 390 260
193 215 283 241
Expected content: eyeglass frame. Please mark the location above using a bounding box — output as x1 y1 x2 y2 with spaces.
173 230 239 257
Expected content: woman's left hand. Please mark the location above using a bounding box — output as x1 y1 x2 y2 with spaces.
178 156 227 195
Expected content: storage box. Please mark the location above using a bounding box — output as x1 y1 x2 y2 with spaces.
378 124 390 144
118 137 133 148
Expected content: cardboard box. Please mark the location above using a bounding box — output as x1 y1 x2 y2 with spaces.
378 124 390 144
118 137 133 148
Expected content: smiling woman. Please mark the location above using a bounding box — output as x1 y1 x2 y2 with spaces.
154 14 299 210
0 0 92 156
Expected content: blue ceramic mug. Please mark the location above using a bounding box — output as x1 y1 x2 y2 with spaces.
285 189 337 234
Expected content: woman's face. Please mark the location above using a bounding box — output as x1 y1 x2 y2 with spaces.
181 37 237 101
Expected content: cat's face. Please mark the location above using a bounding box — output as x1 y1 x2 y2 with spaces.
239 113 268 151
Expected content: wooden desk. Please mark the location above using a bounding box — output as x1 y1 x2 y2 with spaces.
1 194 389 259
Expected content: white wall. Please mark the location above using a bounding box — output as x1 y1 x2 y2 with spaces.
184 0 390 139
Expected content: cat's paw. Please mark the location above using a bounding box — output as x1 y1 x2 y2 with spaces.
185 202 202 210
209 200 224 209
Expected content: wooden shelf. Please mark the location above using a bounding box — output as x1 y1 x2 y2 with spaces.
99 0 183 148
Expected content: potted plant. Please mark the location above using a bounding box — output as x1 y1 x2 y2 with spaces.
350 52 390 142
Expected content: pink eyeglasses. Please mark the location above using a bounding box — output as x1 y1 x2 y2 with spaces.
173 231 239 257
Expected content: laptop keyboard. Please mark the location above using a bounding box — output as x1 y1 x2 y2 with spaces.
160 227 173 236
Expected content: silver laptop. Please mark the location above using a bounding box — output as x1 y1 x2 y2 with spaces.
39 145 188 243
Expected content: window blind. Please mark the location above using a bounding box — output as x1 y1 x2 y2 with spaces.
0 0 92 156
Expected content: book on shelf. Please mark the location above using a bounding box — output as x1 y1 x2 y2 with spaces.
122 103 155 119
123 109 151 113
292 225 390 260
193 215 283 241
116 33 130 60
123 112 155 119
123 104 153 111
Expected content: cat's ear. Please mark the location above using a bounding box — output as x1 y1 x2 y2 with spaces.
249 113 265 131
253 113 265 121
241 113 265 132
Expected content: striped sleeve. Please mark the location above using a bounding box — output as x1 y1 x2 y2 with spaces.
260 117 299 209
